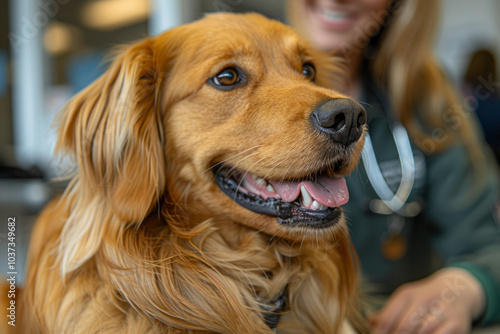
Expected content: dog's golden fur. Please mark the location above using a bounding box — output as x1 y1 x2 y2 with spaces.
14 13 365 333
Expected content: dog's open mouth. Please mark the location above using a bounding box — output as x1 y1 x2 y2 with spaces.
214 166 348 228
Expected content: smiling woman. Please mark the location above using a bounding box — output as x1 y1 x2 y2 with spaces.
288 0 500 333
288 0 391 57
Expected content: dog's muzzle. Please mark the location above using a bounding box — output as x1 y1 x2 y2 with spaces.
213 98 366 229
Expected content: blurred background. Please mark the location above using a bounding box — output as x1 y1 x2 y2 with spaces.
0 0 499 286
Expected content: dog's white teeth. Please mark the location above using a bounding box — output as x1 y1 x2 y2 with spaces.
267 184 276 193
256 178 267 187
300 185 312 207
251 174 268 187
311 200 328 211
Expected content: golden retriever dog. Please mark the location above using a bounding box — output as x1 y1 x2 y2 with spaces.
14 13 367 334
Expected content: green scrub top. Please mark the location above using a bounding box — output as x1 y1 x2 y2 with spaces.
344 82 500 325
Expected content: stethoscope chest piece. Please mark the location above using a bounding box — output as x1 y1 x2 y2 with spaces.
381 230 407 261
369 198 423 260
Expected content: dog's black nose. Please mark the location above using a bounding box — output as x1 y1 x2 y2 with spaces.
310 98 366 146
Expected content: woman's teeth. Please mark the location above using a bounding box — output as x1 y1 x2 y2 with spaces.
321 9 349 23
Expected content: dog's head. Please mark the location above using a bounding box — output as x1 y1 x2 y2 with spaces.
58 13 365 242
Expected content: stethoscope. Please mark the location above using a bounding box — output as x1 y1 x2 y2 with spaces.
359 79 423 260
360 79 422 218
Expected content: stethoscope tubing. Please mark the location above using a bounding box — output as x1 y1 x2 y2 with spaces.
360 79 416 214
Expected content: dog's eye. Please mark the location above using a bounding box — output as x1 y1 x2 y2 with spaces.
302 63 316 81
211 67 241 89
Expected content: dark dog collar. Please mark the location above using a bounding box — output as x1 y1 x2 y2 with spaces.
259 289 288 330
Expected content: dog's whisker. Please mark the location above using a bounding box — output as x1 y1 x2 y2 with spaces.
267 229 282 251
227 150 264 177
328 228 336 245
342 228 351 244
358 100 373 108
275 139 309 184
203 145 264 174
237 146 276 172
232 147 278 200
261 159 285 181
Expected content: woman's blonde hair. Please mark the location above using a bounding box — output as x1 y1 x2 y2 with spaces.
287 0 482 156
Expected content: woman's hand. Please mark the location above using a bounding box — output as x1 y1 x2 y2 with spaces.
370 267 486 334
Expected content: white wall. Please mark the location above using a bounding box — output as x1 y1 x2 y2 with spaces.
436 0 500 84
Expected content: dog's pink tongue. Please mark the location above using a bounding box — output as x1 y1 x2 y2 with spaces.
269 176 349 207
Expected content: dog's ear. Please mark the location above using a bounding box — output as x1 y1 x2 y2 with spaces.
57 38 166 222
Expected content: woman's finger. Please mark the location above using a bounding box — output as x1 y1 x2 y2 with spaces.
431 318 470 334
371 289 413 334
